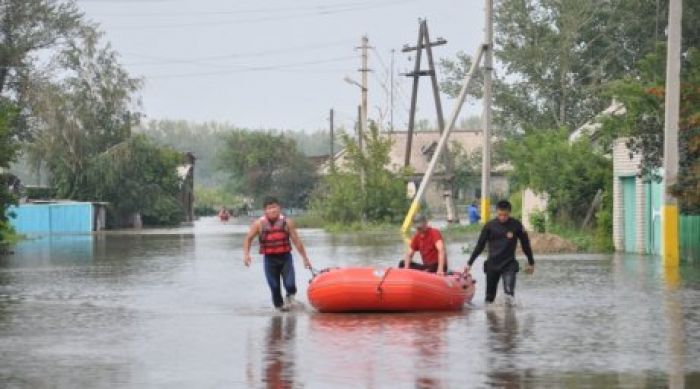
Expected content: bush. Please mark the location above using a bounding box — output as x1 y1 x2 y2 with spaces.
530 210 547 233
311 123 409 226
88 135 184 227
505 128 612 224
593 191 614 251
509 190 523 219
142 196 183 226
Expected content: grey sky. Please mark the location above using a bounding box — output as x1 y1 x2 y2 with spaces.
77 0 486 131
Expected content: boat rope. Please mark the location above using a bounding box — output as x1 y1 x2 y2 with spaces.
376 268 392 296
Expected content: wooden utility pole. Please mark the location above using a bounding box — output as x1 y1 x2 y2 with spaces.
481 0 494 224
356 105 363 153
402 19 457 223
390 49 395 133
329 108 335 170
404 21 425 168
662 0 682 266
360 35 370 141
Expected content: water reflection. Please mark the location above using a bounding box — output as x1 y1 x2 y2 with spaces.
485 307 530 388
262 315 297 389
310 312 460 387
664 265 685 389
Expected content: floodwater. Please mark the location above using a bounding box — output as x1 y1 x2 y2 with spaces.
1 218 700 388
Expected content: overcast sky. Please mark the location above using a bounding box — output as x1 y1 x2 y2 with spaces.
77 0 486 131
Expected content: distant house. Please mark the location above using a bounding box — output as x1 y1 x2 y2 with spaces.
320 130 511 217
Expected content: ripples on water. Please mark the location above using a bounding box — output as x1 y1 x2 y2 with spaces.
0 217 699 388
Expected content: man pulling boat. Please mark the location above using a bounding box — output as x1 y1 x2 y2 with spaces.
243 197 313 311
464 200 535 304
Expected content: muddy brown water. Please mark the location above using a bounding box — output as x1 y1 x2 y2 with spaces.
1 217 699 388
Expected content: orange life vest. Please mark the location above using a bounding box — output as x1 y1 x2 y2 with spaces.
259 215 292 255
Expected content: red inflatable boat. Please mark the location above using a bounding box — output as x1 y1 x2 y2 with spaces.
307 267 475 313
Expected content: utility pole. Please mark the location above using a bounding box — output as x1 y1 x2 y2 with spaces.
329 108 335 171
360 35 370 141
356 105 363 153
390 49 395 133
401 45 486 238
404 21 425 168
481 0 494 224
402 19 457 222
662 0 682 267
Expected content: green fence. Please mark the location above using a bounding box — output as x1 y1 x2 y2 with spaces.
681 215 700 262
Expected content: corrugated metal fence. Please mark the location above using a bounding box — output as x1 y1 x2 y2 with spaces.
8 203 94 234
681 215 700 262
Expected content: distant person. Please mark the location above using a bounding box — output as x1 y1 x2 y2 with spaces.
243 197 312 311
218 207 230 222
399 214 447 275
467 202 481 224
464 200 534 304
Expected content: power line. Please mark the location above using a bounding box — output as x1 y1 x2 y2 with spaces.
85 0 397 18
105 0 418 30
144 56 356 79
121 38 356 67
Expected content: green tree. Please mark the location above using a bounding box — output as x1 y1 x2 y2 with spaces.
24 27 142 199
312 123 409 223
440 0 700 133
0 102 20 241
505 128 612 223
88 135 183 226
0 0 84 96
605 46 700 213
217 129 317 207
139 120 231 188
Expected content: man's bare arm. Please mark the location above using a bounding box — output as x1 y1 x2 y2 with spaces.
287 219 312 268
435 239 446 274
242 221 260 267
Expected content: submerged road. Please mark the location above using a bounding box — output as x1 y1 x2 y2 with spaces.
0 217 699 387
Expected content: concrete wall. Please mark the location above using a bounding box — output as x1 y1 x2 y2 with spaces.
522 188 548 231
612 138 646 253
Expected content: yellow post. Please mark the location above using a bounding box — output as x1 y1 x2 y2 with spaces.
662 0 682 267
400 201 420 243
662 205 680 266
480 198 490 224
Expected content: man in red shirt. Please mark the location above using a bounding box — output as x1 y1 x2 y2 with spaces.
398 214 447 275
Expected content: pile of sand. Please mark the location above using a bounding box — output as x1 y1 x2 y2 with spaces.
523 232 579 254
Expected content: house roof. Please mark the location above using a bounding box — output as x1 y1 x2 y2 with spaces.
320 129 510 175
386 130 485 174
569 101 626 142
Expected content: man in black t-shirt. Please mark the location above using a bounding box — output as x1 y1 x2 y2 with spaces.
464 200 535 304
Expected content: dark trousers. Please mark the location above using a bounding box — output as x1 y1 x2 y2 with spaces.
397 260 443 273
264 253 297 308
485 270 516 303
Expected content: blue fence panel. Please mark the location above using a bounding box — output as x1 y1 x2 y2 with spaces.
8 205 51 234
7 203 93 234
49 203 93 233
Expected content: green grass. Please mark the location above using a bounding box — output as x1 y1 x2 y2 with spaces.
547 224 594 252
441 223 482 239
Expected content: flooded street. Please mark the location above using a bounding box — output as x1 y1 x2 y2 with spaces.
1 217 700 388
